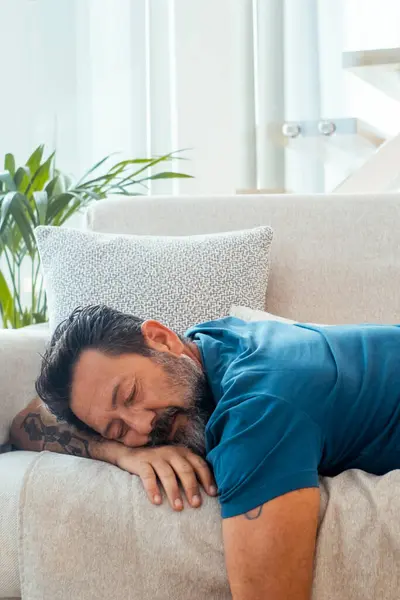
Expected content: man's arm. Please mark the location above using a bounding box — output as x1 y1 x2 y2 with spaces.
223 488 320 600
9 398 217 511
9 397 115 463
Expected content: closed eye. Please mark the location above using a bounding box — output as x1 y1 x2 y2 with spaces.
124 383 136 408
117 427 127 441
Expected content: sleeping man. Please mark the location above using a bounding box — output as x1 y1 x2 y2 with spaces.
11 304 400 600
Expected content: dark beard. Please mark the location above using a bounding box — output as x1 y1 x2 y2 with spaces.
145 351 212 456
147 404 207 456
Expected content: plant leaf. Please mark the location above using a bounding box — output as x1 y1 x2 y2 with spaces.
145 171 193 180
26 151 55 195
4 154 15 176
117 152 178 182
18 193 36 224
33 310 48 324
63 173 74 190
33 191 48 225
26 145 45 175
0 191 17 231
55 200 81 226
75 154 117 187
0 171 16 191
0 269 13 326
52 173 66 196
74 173 117 189
14 166 31 192
0 192 35 254
45 175 59 197
46 193 74 223
70 188 101 202
108 150 189 173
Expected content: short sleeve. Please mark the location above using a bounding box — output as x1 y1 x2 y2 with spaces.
206 394 323 518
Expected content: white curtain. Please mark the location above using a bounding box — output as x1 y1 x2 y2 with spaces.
2 0 396 196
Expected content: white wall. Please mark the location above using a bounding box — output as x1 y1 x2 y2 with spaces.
343 0 400 139
0 0 250 195
1 0 399 196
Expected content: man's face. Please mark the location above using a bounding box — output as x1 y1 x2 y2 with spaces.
70 321 209 455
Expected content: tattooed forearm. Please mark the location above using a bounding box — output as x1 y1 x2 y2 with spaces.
10 398 118 466
0 442 13 454
20 411 95 458
244 505 263 520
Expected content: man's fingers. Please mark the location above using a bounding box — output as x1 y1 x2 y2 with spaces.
136 462 163 506
152 460 184 511
185 451 218 497
168 455 203 508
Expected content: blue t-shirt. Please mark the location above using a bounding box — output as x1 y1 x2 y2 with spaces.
185 317 400 518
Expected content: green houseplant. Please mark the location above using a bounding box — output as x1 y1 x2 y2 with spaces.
0 145 192 328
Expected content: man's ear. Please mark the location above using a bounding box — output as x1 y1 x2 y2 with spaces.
141 320 184 354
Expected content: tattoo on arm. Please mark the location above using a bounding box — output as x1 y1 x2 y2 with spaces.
244 505 263 520
21 412 94 459
0 442 13 454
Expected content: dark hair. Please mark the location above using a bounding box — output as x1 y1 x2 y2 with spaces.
35 305 151 432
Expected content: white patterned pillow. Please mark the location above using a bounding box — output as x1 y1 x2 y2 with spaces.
35 226 273 334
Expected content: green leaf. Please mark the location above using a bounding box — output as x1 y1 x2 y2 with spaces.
0 269 13 326
108 150 189 174
18 193 36 224
14 166 31 192
74 173 116 189
70 188 102 203
26 145 45 175
0 191 17 231
75 154 117 187
33 191 48 225
55 200 81 225
120 152 178 181
26 151 55 195
0 171 16 191
109 158 154 170
146 171 193 180
46 193 74 223
79 188 102 201
63 173 74 190
0 192 35 254
22 308 33 327
111 191 143 196
4 154 15 176
45 175 59 198
33 310 48 324
52 173 66 196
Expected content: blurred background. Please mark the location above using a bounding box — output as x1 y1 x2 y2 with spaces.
2 0 400 197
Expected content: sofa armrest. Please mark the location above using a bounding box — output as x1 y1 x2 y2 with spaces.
0 326 50 445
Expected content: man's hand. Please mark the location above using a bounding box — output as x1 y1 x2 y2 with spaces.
115 444 218 511
223 488 320 600
11 398 217 512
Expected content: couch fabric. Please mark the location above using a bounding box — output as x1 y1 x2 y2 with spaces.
17 450 400 600
0 452 38 599
87 193 400 324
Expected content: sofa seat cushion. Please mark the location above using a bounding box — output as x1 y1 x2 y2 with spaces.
0 451 38 599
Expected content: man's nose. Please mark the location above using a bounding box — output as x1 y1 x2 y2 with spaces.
122 409 156 436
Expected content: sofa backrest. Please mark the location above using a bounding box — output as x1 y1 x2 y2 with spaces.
86 193 400 324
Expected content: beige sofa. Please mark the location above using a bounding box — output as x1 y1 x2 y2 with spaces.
2 192 400 600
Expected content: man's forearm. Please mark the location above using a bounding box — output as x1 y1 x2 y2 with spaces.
10 398 117 464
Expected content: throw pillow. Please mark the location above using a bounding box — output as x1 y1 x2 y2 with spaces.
36 226 273 334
